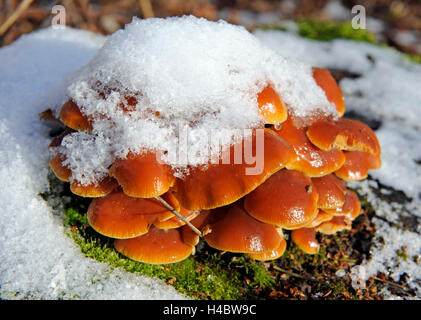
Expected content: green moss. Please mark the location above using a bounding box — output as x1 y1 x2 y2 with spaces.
259 20 421 64
297 20 378 44
396 248 408 261
63 204 276 300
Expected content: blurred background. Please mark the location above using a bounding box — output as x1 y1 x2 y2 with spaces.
0 0 421 58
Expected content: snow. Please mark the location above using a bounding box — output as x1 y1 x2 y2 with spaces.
255 28 421 298
1 17 420 299
60 16 336 185
0 27 186 299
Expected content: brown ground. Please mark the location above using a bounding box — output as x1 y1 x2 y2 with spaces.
1 0 421 55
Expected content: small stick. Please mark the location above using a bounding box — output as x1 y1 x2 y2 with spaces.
155 196 202 236
272 266 314 281
373 277 411 292
0 0 35 36
138 0 154 19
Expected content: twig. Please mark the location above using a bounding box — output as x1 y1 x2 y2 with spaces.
272 266 315 281
138 0 154 19
373 277 411 292
0 0 35 36
155 196 202 236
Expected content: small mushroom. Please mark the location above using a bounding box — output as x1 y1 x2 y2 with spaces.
59 99 92 131
275 117 345 177
257 85 288 125
114 226 194 264
335 150 381 181
291 227 320 254
49 153 71 182
248 237 287 261
315 216 351 235
153 208 198 229
180 210 213 247
244 169 319 229
109 151 176 198
311 174 346 209
312 67 345 117
306 118 381 155
87 189 176 239
323 190 361 218
304 210 334 228
204 205 282 254
70 176 119 198
174 129 294 210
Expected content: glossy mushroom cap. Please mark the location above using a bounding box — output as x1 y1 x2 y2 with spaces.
174 129 294 210
248 237 287 261
154 208 198 229
257 85 288 125
87 189 175 239
306 118 381 155
180 210 213 247
109 151 175 198
70 176 119 198
312 67 345 117
274 117 345 177
323 190 361 219
114 226 194 264
244 169 319 229
291 227 320 254
304 210 334 228
335 151 381 181
49 153 71 182
204 206 282 254
316 216 351 235
59 99 92 131
312 174 346 209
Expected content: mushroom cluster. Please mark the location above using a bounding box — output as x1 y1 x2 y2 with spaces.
49 65 381 264
48 17 381 264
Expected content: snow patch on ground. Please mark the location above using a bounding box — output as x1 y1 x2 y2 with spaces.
0 27 186 299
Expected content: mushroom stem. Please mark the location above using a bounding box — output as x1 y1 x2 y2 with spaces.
155 196 202 236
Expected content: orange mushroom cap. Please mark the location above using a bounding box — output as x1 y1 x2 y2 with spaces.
274 117 346 177
291 227 320 254
87 189 175 239
248 237 287 261
49 153 71 182
48 128 73 148
114 226 193 264
59 99 92 131
316 216 351 235
304 210 334 228
109 151 176 198
180 210 213 247
335 150 381 181
306 118 381 156
257 85 288 125
204 205 282 254
244 169 319 229
323 190 361 219
70 176 119 198
153 207 198 229
311 174 346 209
174 129 294 210
312 67 345 117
